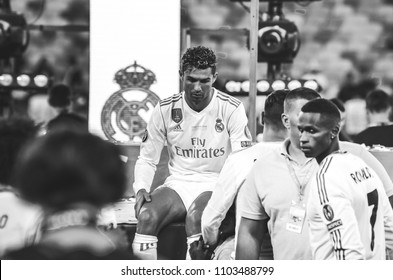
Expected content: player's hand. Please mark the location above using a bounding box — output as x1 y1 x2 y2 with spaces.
134 189 151 219
189 236 214 260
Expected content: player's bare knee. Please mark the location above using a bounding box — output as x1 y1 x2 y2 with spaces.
185 209 203 236
136 208 160 235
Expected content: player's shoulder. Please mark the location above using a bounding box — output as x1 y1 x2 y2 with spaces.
215 89 242 109
319 152 363 176
230 142 281 163
159 93 183 107
339 140 367 154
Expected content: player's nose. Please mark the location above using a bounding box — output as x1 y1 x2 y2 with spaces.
193 82 202 92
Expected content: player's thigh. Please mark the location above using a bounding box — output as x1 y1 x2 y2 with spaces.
185 191 212 235
137 187 187 234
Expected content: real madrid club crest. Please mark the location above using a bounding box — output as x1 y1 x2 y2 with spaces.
215 118 225 133
101 62 160 143
171 108 183 123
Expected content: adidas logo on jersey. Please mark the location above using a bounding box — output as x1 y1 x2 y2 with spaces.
173 124 183 132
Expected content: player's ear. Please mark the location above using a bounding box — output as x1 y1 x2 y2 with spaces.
281 113 290 129
331 125 340 140
212 71 218 83
179 70 183 79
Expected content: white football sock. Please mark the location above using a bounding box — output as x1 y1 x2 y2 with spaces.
186 233 202 260
132 233 158 260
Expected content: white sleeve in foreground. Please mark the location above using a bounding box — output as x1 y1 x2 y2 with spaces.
202 152 252 245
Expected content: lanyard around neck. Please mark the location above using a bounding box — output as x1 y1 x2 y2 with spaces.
284 156 316 202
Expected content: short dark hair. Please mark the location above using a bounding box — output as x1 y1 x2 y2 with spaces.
284 87 320 113
13 131 126 209
48 84 71 108
366 89 391 113
263 89 289 129
301 99 341 126
0 117 38 185
329 98 345 113
180 46 217 74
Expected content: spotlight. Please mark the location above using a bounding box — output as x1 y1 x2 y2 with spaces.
225 80 241 93
256 80 270 93
271 80 286 91
34 75 49 87
0 74 13 86
16 74 30 87
304 80 319 91
0 73 50 91
222 79 321 96
287 80 301 90
241 81 250 92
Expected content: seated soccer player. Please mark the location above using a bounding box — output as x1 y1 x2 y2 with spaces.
5 131 135 260
298 98 393 259
0 117 42 258
132 46 251 260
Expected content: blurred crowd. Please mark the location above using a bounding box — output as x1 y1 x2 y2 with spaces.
1 0 393 261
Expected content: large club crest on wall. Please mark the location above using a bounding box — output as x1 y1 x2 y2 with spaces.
101 62 160 143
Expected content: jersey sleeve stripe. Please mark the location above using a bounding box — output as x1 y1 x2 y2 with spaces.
217 95 240 107
316 156 333 205
160 94 182 106
217 92 241 105
218 93 241 106
331 229 345 260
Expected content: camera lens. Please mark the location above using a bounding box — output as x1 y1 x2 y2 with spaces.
260 30 283 54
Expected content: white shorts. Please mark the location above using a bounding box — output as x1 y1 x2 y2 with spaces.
213 235 235 260
155 180 215 211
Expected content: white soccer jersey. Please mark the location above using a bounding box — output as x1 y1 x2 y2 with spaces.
307 152 393 260
0 187 43 257
201 141 281 246
133 88 251 194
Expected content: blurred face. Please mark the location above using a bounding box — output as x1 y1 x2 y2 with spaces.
298 112 332 158
283 98 309 149
181 67 217 111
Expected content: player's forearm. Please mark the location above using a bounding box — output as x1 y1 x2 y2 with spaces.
235 234 261 259
201 205 223 246
235 218 265 259
133 159 156 194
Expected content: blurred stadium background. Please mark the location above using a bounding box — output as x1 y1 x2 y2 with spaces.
2 0 393 135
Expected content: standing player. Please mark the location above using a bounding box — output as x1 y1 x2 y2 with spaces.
200 89 289 260
298 98 393 259
132 46 251 260
236 88 393 260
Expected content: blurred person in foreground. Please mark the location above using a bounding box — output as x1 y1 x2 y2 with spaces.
354 89 393 147
132 46 251 260
0 117 42 258
236 88 393 260
298 99 393 259
45 84 87 133
195 90 289 260
5 131 135 260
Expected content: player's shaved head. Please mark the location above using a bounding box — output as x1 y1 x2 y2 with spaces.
301 99 341 130
263 89 289 129
284 87 320 114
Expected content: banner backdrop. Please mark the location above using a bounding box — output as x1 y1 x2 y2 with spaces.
89 0 181 142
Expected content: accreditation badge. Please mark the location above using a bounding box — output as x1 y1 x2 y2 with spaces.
286 200 306 234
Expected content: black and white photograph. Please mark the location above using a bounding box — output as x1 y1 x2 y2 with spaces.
1 0 393 279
